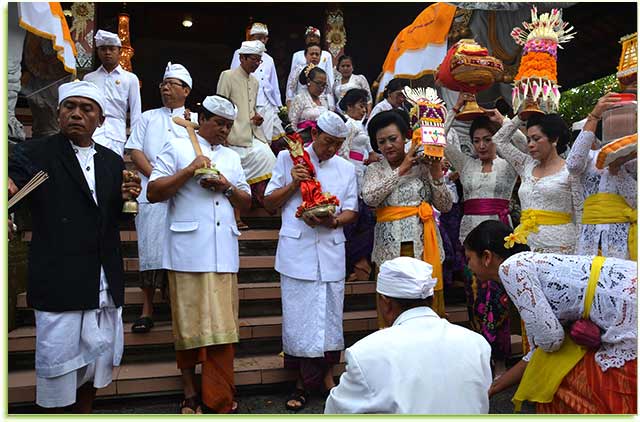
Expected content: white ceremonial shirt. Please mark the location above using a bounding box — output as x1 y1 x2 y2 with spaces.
365 98 393 131
230 50 282 108
150 134 250 273
287 49 335 102
84 65 141 143
125 106 197 204
325 307 492 414
265 146 358 282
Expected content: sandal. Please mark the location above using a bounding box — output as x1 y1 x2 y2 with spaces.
180 395 203 414
131 316 154 333
285 388 308 411
229 401 239 414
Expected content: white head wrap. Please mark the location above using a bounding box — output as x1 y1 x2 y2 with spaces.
202 95 237 120
317 111 348 138
305 26 321 38
163 62 192 89
238 40 266 55
250 22 269 36
377 257 437 299
94 30 122 47
58 80 106 116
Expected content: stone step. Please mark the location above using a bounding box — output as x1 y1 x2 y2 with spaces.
7 353 346 405
8 309 385 353
8 334 524 405
16 281 376 309
21 229 280 243
122 256 275 273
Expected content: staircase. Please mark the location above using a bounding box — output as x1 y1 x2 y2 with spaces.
7 145 522 409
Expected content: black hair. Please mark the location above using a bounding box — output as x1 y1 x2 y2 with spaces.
197 94 236 122
463 220 530 260
304 42 322 56
383 78 407 99
367 109 410 146
299 65 326 86
391 296 434 312
338 88 368 112
469 116 501 139
526 113 570 155
337 55 352 67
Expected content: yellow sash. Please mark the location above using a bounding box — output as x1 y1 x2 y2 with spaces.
376 202 445 316
512 256 606 412
506 209 572 248
582 193 637 261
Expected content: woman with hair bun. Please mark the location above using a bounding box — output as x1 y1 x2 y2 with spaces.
493 113 577 254
288 65 332 145
464 220 637 414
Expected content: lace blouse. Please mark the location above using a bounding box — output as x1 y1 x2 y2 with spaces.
362 159 453 265
499 252 637 371
333 74 372 104
288 90 331 132
286 63 335 108
494 117 577 254
444 114 519 243
566 129 637 259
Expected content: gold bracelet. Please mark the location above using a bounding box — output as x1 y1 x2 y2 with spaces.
432 178 444 186
587 112 602 121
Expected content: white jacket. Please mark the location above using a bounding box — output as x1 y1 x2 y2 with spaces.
265 146 358 282
325 307 492 414
149 134 250 273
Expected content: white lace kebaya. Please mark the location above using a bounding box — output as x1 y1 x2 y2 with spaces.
494 117 577 254
499 252 637 371
566 129 637 259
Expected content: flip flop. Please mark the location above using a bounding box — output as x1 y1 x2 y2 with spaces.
131 316 154 333
285 388 308 411
180 395 203 414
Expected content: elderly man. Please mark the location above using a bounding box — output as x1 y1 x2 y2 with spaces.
264 111 358 411
230 23 285 147
147 95 251 414
8 80 141 412
83 29 141 157
124 62 197 333
217 40 277 221
324 257 492 414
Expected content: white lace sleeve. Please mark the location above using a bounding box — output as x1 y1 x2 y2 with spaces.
498 253 566 353
624 158 637 179
286 65 301 103
288 95 305 130
444 113 473 173
566 129 596 175
419 166 453 213
362 161 400 207
510 124 529 154
494 116 532 176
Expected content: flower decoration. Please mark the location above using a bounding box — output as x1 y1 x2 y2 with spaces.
510 6 576 114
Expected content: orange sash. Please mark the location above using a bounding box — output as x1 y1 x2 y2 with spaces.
376 202 445 316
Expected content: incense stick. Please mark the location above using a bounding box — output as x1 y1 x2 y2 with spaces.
8 171 49 209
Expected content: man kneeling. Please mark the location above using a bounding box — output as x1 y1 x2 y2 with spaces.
325 257 492 414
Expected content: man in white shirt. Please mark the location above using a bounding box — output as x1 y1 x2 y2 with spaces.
324 257 492 414
124 62 197 334
84 30 141 157
365 78 407 131
147 95 251 414
264 111 358 411
230 23 285 146
288 26 335 103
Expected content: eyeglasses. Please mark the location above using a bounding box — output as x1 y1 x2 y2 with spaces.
310 80 327 88
159 80 184 89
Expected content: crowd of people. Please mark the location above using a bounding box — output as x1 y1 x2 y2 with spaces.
7 20 637 415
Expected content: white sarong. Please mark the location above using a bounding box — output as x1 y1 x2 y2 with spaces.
229 137 277 185
257 103 285 143
35 289 123 408
280 274 345 358
135 201 167 271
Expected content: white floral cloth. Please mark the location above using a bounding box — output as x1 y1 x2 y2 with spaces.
499 252 637 371
566 129 637 259
288 89 332 131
